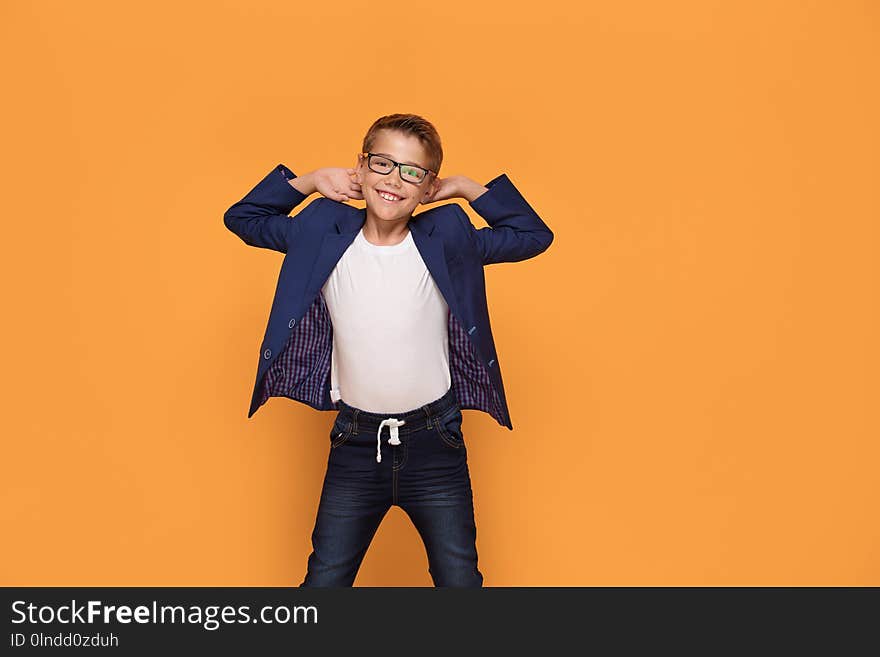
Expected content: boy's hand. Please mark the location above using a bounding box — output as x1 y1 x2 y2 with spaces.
313 167 364 203
422 175 488 204
422 175 462 203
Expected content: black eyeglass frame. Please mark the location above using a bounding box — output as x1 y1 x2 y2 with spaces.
360 152 436 184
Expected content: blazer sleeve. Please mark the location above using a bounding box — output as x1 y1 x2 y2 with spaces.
223 163 314 253
463 173 554 265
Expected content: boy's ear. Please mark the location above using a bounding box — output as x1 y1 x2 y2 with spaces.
424 175 440 200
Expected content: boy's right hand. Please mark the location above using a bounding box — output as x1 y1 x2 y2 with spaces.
312 167 363 203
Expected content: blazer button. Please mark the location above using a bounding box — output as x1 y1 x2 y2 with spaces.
264 348 272 359
289 318 296 329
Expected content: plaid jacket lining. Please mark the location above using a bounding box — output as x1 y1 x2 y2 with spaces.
257 291 505 424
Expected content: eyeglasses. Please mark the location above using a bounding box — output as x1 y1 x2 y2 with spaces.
361 152 434 184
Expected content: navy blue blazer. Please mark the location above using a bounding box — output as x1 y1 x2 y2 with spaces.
223 164 553 430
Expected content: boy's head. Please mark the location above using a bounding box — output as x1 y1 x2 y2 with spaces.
355 113 443 221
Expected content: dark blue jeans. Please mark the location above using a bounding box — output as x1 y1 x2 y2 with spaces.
300 386 483 587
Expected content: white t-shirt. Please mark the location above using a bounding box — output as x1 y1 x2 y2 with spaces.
320 226 451 413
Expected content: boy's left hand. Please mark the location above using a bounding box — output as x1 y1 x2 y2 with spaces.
421 175 462 204
422 175 489 204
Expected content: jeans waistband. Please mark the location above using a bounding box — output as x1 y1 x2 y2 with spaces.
335 386 458 437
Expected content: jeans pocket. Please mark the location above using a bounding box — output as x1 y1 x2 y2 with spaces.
330 416 354 448
435 407 465 449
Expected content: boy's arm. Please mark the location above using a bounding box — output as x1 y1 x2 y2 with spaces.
223 163 318 253
457 174 554 265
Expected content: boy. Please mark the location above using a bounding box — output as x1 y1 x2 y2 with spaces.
223 114 553 587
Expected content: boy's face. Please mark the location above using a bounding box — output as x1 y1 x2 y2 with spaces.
356 129 439 222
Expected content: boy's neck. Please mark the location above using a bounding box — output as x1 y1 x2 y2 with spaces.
362 212 412 246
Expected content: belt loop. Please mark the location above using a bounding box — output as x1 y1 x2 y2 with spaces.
352 409 359 434
422 403 433 429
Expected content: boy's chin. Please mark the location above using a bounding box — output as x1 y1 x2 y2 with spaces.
367 202 415 218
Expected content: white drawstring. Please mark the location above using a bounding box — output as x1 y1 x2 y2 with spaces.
376 418 406 463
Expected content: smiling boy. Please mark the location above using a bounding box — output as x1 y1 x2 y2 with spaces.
224 113 553 586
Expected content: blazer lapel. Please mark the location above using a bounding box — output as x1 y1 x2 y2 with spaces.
409 212 461 320
304 232 358 299
302 207 364 298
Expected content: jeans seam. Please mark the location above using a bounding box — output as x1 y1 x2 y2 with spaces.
393 442 408 471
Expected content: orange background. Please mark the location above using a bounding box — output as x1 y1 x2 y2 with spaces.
2 1 878 586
